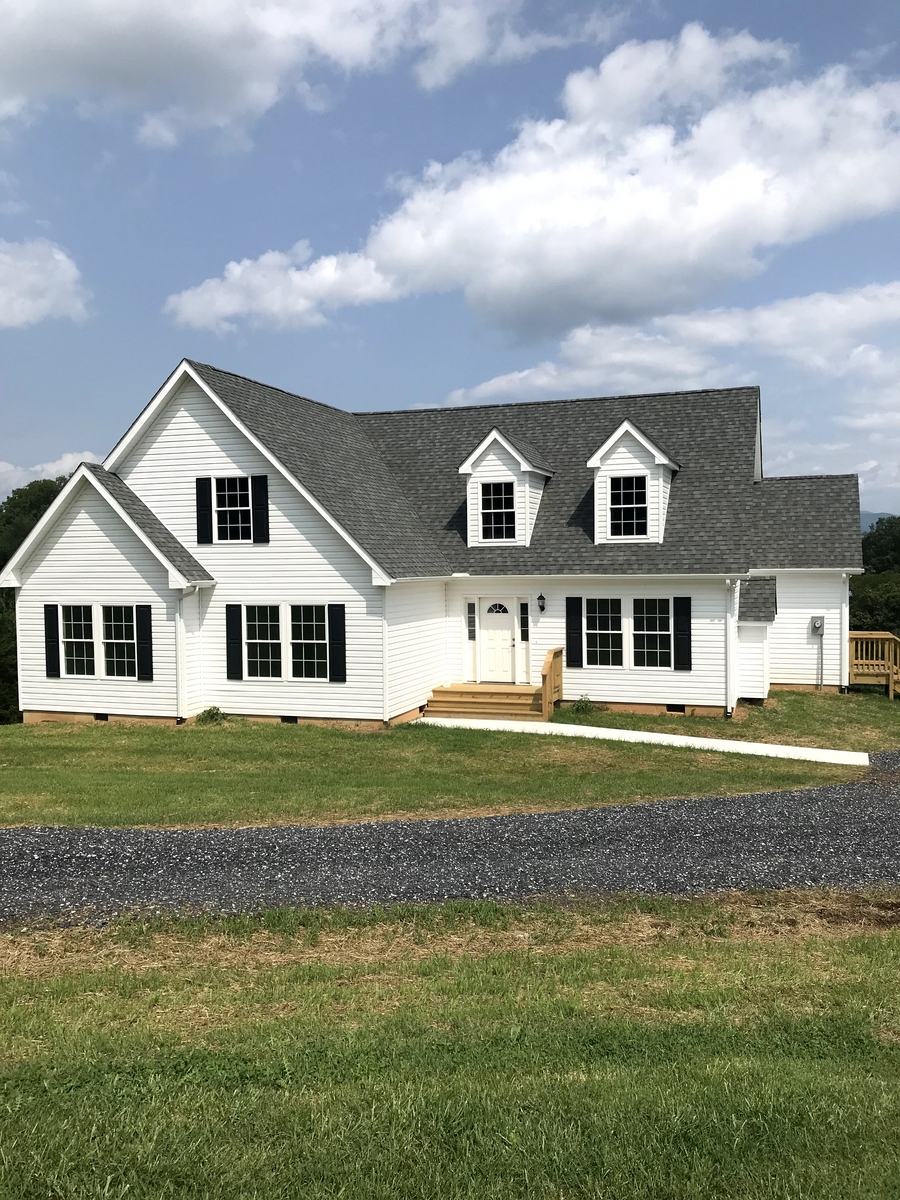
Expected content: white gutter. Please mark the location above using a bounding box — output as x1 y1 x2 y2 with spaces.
416 716 868 767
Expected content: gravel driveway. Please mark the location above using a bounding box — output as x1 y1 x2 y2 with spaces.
3 753 900 922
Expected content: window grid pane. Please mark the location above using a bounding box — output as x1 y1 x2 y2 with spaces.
62 605 92 642
105 642 137 677
291 604 328 679
586 598 623 666
519 602 529 643
467 603 476 641
248 642 282 678
292 643 328 679
64 641 95 676
103 605 134 643
610 476 648 537
481 482 516 540
246 606 280 642
633 599 671 667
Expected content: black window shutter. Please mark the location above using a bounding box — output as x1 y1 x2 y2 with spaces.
565 597 583 668
44 604 60 678
673 596 692 671
327 604 347 683
136 605 153 681
196 478 213 544
226 604 243 680
251 475 269 544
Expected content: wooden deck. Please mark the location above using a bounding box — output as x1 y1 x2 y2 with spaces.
849 631 900 699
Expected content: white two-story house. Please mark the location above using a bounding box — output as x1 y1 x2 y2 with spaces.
0 359 862 725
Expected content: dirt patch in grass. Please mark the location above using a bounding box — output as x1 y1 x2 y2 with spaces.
4 890 900 981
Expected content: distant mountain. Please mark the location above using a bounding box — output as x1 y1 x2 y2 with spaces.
861 511 896 532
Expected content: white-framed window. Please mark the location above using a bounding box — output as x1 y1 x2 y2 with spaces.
62 605 95 676
610 476 648 537
103 605 136 677
291 605 328 679
481 481 516 540
586 599 623 666
633 598 671 667
216 476 252 541
246 605 282 677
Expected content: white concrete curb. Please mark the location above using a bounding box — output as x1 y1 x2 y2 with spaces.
416 716 870 767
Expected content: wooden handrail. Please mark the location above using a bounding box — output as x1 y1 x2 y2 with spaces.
849 631 900 699
541 646 564 721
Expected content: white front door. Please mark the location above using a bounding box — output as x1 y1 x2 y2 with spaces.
480 600 515 681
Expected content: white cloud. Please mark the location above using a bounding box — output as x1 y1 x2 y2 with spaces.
447 281 900 507
0 238 89 327
0 0 603 146
0 451 101 500
166 24 900 334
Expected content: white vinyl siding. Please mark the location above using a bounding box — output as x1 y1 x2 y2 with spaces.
738 625 769 699
767 571 844 687
118 381 384 719
15 482 176 717
446 577 728 707
385 580 446 717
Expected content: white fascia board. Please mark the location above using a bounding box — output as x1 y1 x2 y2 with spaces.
749 566 864 575
586 420 679 469
0 464 193 589
105 359 393 585
458 428 550 476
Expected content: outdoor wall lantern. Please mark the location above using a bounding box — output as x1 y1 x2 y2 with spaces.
537 593 546 612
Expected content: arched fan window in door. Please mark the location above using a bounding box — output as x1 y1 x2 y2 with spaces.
486 603 509 614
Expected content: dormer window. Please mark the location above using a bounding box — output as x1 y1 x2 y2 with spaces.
586 421 679 546
481 482 516 540
458 428 554 548
610 476 648 537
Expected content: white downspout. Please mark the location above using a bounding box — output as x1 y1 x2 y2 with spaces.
840 572 850 689
381 586 390 724
724 578 740 716
174 593 186 723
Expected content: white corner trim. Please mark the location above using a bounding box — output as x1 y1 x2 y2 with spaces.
416 717 869 766
104 359 394 584
586 419 679 469
458 427 551 476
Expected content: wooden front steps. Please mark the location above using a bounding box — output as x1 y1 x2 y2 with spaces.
424 683 545 722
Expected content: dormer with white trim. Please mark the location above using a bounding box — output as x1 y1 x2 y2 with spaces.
458 428 553 548
586 420 679 545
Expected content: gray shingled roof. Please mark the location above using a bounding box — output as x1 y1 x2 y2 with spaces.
357 389 862 576
492 429 555 476
739 577 777 623
84 463 214 583
188 362 452 579
187 364 862 579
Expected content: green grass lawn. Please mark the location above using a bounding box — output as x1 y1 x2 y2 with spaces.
2 893 900 1199
553 687 900 751
0 711 865 828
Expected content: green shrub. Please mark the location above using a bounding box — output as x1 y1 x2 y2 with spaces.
195 705 227 726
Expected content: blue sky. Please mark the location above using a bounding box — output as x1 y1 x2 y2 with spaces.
2 0 900 509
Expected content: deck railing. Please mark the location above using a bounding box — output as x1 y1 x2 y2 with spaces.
541 646 564 721
849 631 900 699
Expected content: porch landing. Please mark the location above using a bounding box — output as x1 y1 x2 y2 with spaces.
424 683 544 722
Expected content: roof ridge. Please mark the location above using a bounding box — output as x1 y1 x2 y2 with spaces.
355 384 760 418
